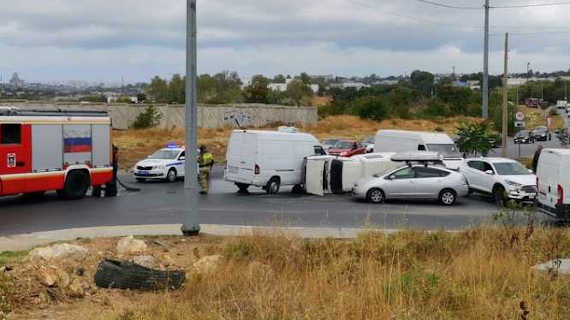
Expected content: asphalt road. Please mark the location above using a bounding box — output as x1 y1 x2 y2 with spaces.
2 110 566 237
0 167 511 236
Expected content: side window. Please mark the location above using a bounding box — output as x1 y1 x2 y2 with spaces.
178 151 186 160
390 167 415 179
1 124 21 144
414 167 450 178
482 162 494 173
468 161 483 171
418 145 426 151
314 146 326 156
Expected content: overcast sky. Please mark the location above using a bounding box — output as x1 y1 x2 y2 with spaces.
1 0 569 83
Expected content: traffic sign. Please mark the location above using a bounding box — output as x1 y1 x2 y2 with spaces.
515 121 525 128
515 111 525 121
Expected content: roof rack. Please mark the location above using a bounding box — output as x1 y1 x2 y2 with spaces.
390 152 443 162
0 107 109 117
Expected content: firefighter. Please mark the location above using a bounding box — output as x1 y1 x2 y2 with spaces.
198 145 214 194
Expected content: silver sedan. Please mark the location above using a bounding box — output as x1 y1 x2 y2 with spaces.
352 165 469 206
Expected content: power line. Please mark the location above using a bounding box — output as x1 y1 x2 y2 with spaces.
415 0 482 9
492 1 570 8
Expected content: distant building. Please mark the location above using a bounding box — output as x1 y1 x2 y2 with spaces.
329 82 370 90
9 73 24 88
467 80 480 90
268 78 319 93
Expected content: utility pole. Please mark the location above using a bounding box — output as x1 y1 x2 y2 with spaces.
482 0 490 118
182 0 200 237
502 33 509 158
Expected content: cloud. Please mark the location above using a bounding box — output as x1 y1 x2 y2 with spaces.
0 0 569 82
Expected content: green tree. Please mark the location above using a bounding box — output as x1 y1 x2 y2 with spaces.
410 70 434 96
198 74 217 103
133 105 162 129
455 120 496 156
352 96 389 121
286 79 313 106
168 74 185 104
299 72 311 85
146 76 168 102
273 74 286 83
244 75 270 103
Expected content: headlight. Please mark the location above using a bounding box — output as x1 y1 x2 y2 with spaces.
153 165 164 170
505 180 522 188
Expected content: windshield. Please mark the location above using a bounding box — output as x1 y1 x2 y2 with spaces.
323 139 339 145
426 144 459 155
534 127 547 132
362 137 374 144
516 131 529 136
336 141 355 149
494 162 531 176
148 149 180 160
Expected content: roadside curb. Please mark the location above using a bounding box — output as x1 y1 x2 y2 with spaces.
0 224 401 252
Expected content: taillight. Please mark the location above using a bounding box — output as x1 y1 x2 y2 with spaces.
557 184 564 206
254 164 260 175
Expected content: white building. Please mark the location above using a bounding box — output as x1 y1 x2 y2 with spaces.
268 78 319 93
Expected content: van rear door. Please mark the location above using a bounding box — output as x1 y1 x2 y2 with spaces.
537 151 559 209
226 132 257 182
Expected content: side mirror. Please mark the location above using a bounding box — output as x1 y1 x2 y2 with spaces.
485 170 494 175
179 156 186 160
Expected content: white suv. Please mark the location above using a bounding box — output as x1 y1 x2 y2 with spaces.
458 157 537 205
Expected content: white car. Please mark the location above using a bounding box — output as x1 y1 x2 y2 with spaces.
458 157 536 205
134 144 186 182
352 164 469 206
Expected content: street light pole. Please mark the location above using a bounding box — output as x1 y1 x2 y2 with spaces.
182 0 200 236
482 0 490 118
502 33 509 158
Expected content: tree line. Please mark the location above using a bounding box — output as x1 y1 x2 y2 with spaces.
145 71 315 106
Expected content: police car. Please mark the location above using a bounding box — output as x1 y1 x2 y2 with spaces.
134 143 186 182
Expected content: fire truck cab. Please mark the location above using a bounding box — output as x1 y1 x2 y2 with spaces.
0 107 117 199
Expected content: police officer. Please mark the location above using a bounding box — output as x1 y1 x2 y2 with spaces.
198 145 214 194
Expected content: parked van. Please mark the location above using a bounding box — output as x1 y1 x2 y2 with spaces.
536 148 570 219
224 130 326 194
374 130 463 169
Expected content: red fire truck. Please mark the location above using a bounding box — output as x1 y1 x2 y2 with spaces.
0 107 117 199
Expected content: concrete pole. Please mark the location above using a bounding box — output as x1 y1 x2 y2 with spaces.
182 0 200 236
482 0 490 119
502 33 509 158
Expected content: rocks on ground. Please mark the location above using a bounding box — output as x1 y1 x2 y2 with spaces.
116 236 147 255
28 244 89 262
132 255 157 269
533 258 570 275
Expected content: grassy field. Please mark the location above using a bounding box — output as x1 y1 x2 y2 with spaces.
3 221 570 319
113 115 479 170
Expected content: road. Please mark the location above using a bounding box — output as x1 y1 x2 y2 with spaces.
0 167 508 236
2 110 566 237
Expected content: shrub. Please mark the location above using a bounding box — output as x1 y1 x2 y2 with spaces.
422 98 449 118
133 105 162 129
352 96 389 121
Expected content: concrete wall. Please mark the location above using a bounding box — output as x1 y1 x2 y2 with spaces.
0 102 318 130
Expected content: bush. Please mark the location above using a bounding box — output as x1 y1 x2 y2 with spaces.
455 120 496 156
133 105 162 129
352 96 389 121
422 98 449 118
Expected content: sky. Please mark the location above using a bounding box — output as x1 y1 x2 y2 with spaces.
1 0 570 83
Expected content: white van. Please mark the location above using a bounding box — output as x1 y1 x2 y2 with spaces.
374 130 463 169
224 130 326 194
537 148 570 219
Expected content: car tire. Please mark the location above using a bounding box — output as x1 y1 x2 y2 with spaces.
292 184 305 194
60 170 90 200
166 169 177 183
367 188 385 204
439 189 457 206
266 177 280 194
235 183 250 193
494 185 507 207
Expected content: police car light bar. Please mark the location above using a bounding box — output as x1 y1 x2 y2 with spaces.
390 152 443 162
166 142 179 148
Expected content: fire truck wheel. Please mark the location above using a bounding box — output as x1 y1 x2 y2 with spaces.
92 187 102 197
61 170 90 200
105 181 118 197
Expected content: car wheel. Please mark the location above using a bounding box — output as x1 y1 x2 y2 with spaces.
439 189 457 206
367 188 385 204
235 183 250 193
266 178 280 194
166 169 177 183
494 186 507 207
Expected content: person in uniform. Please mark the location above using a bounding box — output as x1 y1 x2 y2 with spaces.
198 145 214 194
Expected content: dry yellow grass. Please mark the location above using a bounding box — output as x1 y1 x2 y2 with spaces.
113 115 479 170
4 224 570 320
